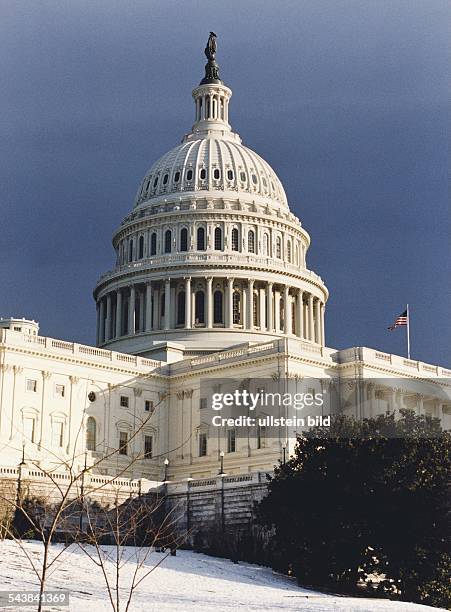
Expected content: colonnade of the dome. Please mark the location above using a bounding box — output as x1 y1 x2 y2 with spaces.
96 278 325 346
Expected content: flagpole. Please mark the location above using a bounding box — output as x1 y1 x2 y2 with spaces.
406 303 410 359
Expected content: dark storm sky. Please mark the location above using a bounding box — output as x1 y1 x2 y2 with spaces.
0 1 449 366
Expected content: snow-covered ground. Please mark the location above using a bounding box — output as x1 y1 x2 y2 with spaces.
0 540 443 611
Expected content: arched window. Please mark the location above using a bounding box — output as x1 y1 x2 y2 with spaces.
86 417 96 452
129 239 134 262
213 168 220 180
164 229 172 253
197 227 205 250
287 240 292 263
248 230 255 253
231 228 239 251
264 233 269 256
213 290 223 324
276 236 282 259
214 227 222 250
180 228 188 252
195 291 205 324
150 232 157 256
138 236 144 259
186 169 193 181
177 292 185 325
200 168 207 180
233 291 241 325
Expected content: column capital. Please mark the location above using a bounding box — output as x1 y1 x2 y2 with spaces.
41 370 51 380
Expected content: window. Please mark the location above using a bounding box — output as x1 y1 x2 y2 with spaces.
253 296 259 327
213 168 220 180
199 432 207 457
248 230 255 253
23 417 36 443
174 171 180 182
213 291 223 324
164 229 172 253
145 400 154 413
120 395 129 408
227 429 236 453
52 422 64 448
197 227 205 250
287 240 292 263
251 173 258 185
200 398 207 410
180 228 188 251
150 232 157 255
257 424 266 449
86 417 96 451
276 236 282 259
195 291 205 324
26 379 37 392
177 292 186 325
55 384 65 398
227 169 234 181
129 239 134 261
14 326 22 331
144 435 153 458
214 227 222 250
240 171 246 182
200 168 206 180
163 173 169 185
231 228 239 251
153 176 159 188
264 233 269 255
186 169 193 181
119 431 128 455
233 291 241 325
138 235 144 259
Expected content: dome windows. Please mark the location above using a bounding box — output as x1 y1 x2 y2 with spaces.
186 169 193 181
214 227 223 250
231 228 239 251
240 171 246 183
164 230 172 253
262 177 267 188
197 227 206 251
227 170 234 181
180 228 188 252
163 173 169 185
213 291 223 324
195 291 205 325
276 236 282 259
200 168 207 180
251 174 258 185
213 168 220 180
150 232 157 256
174 171 180 183
153 176 159 188
248 230 255 253
138 236 144 259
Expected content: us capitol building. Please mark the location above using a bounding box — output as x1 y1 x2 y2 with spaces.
0 37 449 486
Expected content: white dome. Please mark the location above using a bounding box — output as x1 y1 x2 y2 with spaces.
134 136 289 210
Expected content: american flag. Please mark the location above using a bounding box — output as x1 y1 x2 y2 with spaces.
388 309 408 331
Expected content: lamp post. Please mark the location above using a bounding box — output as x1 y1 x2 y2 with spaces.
186 477 193 535
218 450 225 475
282 443 286 464
163 458 169 482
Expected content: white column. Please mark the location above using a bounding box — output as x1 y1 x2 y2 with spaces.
297 290 303 338
128 285 136 335
247 280 254 330
259 287 265 330
145 282 152 331
153 288 160 329
284 286 291 335
164 279 171 330
139 288 145 331
266 282 273 331
315 298 321 344
320 302 325 346
206 277 213 328
274 289 281 332
308 294 314 341
185 277 192 329
99 298 105 344
115 290 122 338
226 278 234 328
105 293 112 341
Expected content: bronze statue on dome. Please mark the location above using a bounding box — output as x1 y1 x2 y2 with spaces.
205 32 217 61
